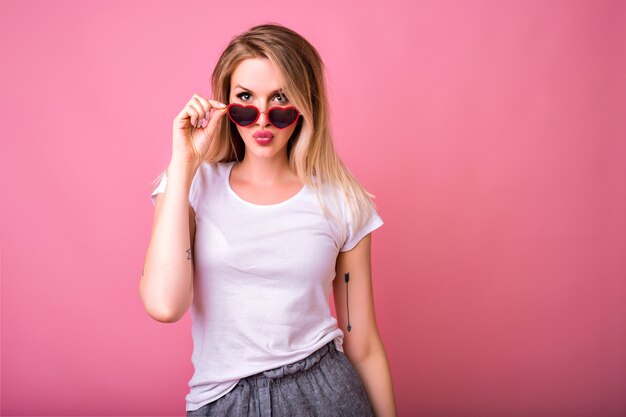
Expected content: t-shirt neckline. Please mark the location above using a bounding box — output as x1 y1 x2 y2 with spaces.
225 161 307 208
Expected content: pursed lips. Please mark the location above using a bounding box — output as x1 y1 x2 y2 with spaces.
253 130 274 138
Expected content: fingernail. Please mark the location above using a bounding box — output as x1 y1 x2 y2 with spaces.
216 102 226 108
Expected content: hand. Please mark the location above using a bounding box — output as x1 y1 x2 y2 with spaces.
171 93 228 167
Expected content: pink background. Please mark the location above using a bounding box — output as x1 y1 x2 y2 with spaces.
1 1 625 416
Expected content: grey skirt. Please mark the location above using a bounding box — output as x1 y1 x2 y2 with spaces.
187 340 374 417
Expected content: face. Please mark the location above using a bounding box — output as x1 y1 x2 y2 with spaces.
229 57 299 162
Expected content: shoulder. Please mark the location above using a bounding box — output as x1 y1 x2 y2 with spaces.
327 180 384 250
196 160 235 183
186 161 234 203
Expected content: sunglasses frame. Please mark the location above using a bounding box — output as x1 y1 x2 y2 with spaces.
225 103 301 129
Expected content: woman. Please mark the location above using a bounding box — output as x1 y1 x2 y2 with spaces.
140 23 397 417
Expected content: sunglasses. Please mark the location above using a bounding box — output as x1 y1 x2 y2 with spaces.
225 103 301 129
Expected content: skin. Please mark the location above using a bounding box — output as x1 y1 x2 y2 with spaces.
228 57 398 416
334 235 398 416
227 57 303 204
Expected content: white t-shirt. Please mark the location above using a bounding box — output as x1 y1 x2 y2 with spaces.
150 161 384 412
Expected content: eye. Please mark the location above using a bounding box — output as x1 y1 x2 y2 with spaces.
235 92 288 103
236 92 251 101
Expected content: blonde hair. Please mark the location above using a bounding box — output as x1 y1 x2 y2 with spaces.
152 22 379 239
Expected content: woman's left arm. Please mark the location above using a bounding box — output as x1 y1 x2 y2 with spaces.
333 233 398 417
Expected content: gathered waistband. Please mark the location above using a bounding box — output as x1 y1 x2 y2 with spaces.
205 339 373 417
262 340 336 379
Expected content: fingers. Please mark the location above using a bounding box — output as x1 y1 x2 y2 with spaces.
191 94 227 128
175 93 227 129
191 94 209 127
202 99 228 130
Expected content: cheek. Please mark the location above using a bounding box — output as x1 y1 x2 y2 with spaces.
285 122 299 138
278 127 296 140
235 125 247 139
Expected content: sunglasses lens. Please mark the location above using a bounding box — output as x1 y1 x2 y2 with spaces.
269 107 299 129
229 105 258 126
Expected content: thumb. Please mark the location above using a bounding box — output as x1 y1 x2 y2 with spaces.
208 99 227 109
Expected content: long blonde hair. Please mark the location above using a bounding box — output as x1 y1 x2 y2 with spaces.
152 22 379 239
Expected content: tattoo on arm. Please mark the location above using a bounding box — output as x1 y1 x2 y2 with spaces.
345 272 352 332
186 248 193 260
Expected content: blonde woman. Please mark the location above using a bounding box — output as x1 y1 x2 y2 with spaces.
140 23 397 417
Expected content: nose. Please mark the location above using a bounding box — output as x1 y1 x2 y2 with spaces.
257 106 270 128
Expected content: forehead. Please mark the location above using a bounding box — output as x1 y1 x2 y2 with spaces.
230 57 284 93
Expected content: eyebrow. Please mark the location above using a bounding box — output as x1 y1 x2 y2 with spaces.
233 84 284 94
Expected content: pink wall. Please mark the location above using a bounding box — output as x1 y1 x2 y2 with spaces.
1 1 625 416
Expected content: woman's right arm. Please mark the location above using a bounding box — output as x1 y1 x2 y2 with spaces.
139 93 227 323
139 159 198 323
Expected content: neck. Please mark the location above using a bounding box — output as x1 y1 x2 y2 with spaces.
235 153 294 187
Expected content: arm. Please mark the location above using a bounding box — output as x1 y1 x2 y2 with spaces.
333 233 398 417
139 160 197 323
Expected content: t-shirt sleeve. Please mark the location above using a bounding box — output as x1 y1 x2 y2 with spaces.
339 201 384 252
150 172 168 207
149 169 199 209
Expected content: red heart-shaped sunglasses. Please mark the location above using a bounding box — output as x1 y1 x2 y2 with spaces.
224 103 301 129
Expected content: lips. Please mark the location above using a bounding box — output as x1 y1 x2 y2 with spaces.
253 130 274 139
